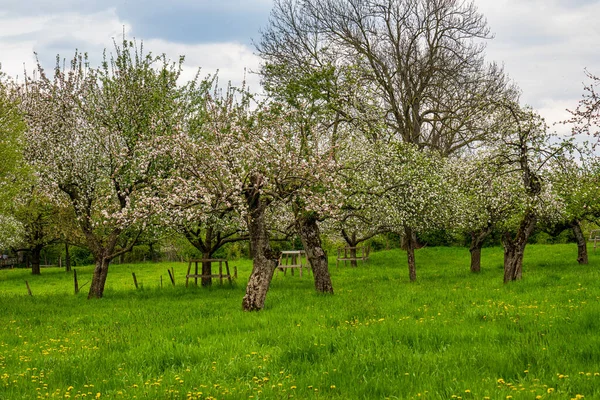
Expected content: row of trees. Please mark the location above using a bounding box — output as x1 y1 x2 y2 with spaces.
1 0 599 311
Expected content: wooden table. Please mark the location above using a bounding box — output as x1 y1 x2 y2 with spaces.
277 250 309 277
336 246 370 267
186 258 236 286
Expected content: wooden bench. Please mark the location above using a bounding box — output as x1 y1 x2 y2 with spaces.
589 230 600 252
185 258 236 286
336 246 370 267
276 250 309 277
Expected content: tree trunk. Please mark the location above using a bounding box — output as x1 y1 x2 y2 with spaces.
469 229 491 273
405 227 417 282
31 246 42 275
242 173 279 311
88 257 111 299
349 246 358 268
502 211 536 283
297 214 334 294
571 219 588 265
503 241 525 282
65 242 72 272
202 252 212 287
470 246 482 273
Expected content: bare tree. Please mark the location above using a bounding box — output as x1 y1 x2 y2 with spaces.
258 0 511 152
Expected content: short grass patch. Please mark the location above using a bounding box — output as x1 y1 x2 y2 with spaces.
1 244 600 399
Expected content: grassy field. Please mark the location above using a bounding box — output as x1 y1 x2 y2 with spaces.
1 244 599 400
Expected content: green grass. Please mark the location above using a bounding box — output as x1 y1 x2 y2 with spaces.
1 244 599 399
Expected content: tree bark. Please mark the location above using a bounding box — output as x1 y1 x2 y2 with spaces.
405 227 417 282
242 173 279 311
502 211 536 283
65 242 71 272
297 214 334 294
469 228 491 273
31 245 43 275
202 252 212 287
88 257 111 299
571 219 588 265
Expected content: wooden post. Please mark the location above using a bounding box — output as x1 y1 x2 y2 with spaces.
132 272 139 289
160 275 163 288
226 261 232 284
74 269 79 294
234 266 238 279
25 281 32 296
218 261 222 285
168 269 175 286
65 242 71 272
186 260 192 287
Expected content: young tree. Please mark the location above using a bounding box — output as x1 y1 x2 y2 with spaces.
23 41 186 298
11 187 64 274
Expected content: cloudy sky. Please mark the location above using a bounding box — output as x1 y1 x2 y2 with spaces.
1 0 598 134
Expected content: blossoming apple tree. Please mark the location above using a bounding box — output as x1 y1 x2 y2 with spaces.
22 41 186 298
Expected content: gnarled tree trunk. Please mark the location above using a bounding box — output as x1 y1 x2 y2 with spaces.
242 173 279 311
571 219 588 265
297 213 333 294
502 211 537 283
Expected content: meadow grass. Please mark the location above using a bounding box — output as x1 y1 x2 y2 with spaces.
1 244 599 399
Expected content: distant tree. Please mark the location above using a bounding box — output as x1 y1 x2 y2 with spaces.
546 150 600 265
22 41 185 298
11 187 65 274
451 154 523 273
351 141 453 281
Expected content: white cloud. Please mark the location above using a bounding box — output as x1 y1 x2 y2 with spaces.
142 39 261 91
0 8 261 91
477 0 600 135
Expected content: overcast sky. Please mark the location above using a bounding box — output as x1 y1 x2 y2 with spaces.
1 0 598 135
